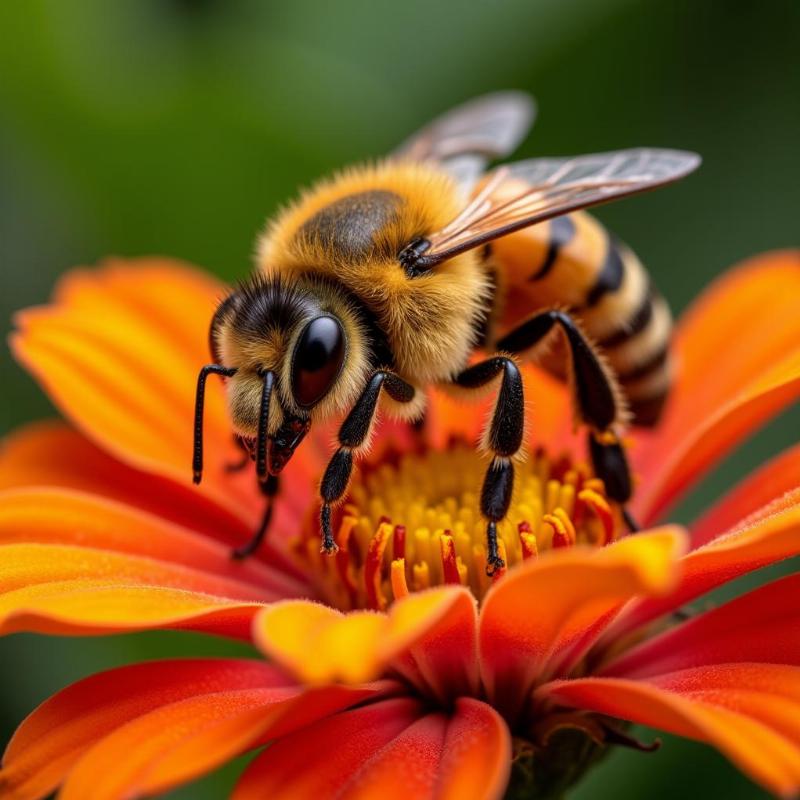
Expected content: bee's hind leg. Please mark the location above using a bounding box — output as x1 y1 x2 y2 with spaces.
497 309 636 523
453 356 525 576
232 473 279 560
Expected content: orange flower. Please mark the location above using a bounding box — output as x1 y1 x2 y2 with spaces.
1 251 800 799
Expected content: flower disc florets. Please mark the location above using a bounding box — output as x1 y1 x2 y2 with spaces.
295 442 622 610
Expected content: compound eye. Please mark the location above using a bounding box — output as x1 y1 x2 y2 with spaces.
291 316 345 408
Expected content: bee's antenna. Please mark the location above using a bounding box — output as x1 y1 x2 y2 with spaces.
256 370 275 482
193 364 237 484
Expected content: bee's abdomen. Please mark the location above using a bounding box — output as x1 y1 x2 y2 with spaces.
493 211 673 427
595 277 673 427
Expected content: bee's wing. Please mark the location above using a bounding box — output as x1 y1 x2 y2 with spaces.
392 92 536 188
410 148 701 268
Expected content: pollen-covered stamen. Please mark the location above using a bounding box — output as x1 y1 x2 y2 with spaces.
294 443 625 609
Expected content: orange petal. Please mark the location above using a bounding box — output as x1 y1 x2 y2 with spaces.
233 697 511 800
125 681 393 799
538 664 800 798
610 492 800 639
690 443 800 547
478 528 686 718
9 259 264 519
253 587 467 685
232 698 425 800
392 587 480 704
0 421 305 576
0 543 268 637
0 487 305 597
605 573 800 679
59 683 384 800
0 658 285 800
632 250 800 523
0 421 251 546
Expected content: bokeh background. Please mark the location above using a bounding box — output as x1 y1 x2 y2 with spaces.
1 0 798 797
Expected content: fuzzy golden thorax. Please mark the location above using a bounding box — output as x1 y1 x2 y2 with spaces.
257 160 492 386
212 274 372 437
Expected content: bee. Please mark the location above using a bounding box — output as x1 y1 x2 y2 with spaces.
192 92 700 573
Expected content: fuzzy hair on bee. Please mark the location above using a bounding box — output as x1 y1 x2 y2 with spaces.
258 161 493 387
191 91 700 573
212 272 374 438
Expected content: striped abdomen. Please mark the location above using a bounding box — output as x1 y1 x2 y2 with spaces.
491 210 672 426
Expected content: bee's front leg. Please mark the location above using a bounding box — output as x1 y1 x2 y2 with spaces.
453 356 525 576
319 371 416 554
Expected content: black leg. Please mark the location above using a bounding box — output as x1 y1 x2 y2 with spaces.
319 371 416 553
232 474 280 559
254 370 275 483
193 364 237 484
622 506 640 533
497 309 619 432
497 309 635 520
455 356 524 575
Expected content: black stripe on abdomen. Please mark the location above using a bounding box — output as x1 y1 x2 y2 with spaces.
529 215 576 280
597 284 655 349
617 347 670 384
584 234 625 307
618 346 672 427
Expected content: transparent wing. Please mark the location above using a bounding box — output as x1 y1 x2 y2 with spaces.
410 148 701 267
392 91 536 188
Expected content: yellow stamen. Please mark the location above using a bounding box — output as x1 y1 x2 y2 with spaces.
390 558 409 600
518 522 538 560
295 443 623 609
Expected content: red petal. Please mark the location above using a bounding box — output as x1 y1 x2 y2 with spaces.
610 493 800 639
432 698 511 800
538 664 800 798
605 573 800 679
690 443 800 547
60 685 384 800
0 659 284 800
232 699 425 799
232 697 511 800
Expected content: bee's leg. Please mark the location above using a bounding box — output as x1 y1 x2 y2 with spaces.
232 473 279 560
453 357 525 575
496 309 634 513
319 371 416 554
192 364 237 484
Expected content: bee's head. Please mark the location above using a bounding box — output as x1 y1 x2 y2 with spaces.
195 274 369 483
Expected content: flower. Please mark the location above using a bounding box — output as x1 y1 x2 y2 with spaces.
1 251 799 799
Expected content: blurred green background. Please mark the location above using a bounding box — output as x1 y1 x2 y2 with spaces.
1 0 798 797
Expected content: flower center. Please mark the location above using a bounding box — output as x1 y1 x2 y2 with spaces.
294 443 622 610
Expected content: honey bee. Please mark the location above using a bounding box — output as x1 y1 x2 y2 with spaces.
192 92 700 573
